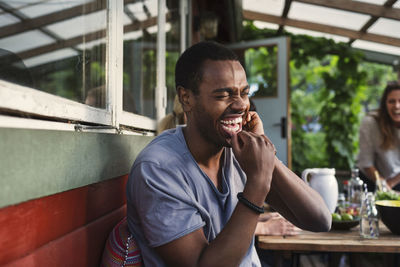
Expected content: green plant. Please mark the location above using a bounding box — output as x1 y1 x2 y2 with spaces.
242 21 369 172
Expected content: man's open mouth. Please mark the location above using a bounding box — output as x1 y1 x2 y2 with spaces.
220 116 243 136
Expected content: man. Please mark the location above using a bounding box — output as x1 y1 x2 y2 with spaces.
126 41 331 266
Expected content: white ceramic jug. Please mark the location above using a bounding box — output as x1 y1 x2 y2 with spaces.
301 168 338 213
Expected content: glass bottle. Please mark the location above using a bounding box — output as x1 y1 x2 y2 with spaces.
359 192 379 239
349 168 364 208
342 180 350 207
337 193 345 208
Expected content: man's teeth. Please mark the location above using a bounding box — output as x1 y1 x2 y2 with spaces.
220 117 242 124
222 124 239 132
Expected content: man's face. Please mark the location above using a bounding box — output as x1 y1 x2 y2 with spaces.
188 60 250 147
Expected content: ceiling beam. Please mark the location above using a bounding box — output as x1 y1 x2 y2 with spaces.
0 0 105 39
294 0 400 21
243 10 400 47
349 0 397 44
278 0 293 34
0 0 138 39
18 16 158 60
0 1 81 54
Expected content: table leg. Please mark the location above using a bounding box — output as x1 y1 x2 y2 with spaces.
329 252 345 267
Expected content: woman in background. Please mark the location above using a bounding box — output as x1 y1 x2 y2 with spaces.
358 82 400 191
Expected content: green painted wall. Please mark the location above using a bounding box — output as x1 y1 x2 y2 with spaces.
0 128 153 208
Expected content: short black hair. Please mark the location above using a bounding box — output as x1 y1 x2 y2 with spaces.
175 41 238 94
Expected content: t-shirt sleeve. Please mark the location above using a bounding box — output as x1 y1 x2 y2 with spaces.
130 162 205 247
358 116 376 169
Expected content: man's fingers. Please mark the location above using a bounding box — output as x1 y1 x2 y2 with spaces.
230 132 247 154
261 134 276 155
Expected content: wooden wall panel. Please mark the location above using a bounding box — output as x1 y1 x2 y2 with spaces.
4 206 126 267
0 175 128 265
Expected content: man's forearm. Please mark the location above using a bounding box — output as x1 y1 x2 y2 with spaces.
197 200 261 266
266 159 331 232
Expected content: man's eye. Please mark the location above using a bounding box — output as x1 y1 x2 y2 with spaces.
215 94 229 99
241 91 250 96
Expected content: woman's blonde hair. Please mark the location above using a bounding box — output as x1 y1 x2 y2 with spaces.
157 95 186 134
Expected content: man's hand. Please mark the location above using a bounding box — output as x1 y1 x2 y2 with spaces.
243 111 264 135
243 111 277 158
255 212 301 236
231 131 275 196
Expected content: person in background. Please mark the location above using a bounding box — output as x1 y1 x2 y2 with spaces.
157 94 186 134
358 82 400 191
126 41 331 267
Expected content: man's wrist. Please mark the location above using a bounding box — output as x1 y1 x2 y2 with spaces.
237 192 265 214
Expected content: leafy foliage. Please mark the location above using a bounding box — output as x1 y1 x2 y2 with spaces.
242 21 372 173
245 46 278 97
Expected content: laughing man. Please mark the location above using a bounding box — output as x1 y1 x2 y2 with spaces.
126 41 331 266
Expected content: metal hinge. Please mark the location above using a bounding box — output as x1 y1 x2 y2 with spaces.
74 124 122 134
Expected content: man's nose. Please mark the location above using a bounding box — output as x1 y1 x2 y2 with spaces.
231 96 248 111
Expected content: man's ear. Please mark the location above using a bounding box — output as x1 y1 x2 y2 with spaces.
177 86 193 113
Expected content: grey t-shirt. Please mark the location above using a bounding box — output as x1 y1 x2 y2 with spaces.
358 115 400 180
126 126 261 266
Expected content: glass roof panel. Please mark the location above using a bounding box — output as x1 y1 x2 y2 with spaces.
125 2 148 21
252 21 279 30
368 18 400 38
45 10 106 39
123 30 143 41
285 26 350 43
355 0 386 4
146 22 170 35
123 13 133 25
144 0 158 17
0 13 20 27
0 30 54 53
18 0 94 18
243 0 284 16
76 38 106 50
23 48 77 68
352 40 400 56
5 0 41 9
288 2 370 31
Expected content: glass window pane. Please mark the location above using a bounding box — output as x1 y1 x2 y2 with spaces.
245 46 278 98
0 0 107 109
165 1 181 114
123 0 158 117
123 0 182 117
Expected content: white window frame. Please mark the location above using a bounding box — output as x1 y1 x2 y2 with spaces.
0 0 187 134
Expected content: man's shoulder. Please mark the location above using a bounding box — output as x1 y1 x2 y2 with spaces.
135 128 187 165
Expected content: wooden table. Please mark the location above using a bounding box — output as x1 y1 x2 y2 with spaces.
258 224 400 253
257 224 400 267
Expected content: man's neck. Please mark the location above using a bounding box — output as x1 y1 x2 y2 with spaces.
182 126 225 191
182 126 224 167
